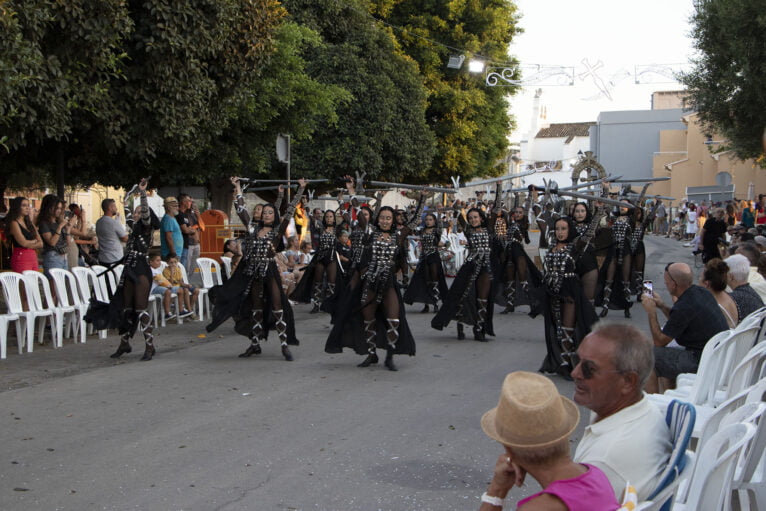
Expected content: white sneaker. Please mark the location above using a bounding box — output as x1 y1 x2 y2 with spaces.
683 242 692 247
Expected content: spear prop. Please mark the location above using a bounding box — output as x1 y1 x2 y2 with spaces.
558 189 636 209
366 180 457 194
459 169 537 188
236 177 328 184
609 177 671 183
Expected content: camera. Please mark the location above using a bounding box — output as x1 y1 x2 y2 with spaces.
64 210 73 219
642 280 653 295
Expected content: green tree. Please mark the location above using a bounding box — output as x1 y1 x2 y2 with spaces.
281 0 436 183
370 0 522 183
680 0 766 162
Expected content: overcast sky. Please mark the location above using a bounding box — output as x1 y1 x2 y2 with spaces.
505 0 697 141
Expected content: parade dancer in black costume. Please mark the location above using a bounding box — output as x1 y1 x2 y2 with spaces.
404 212 448 313
496 188 538 313
325 193 425 371
291 208 341 313
539 210 603 379
432 203 498 341
206 178 306 360
630 193 657 302
91 178 160 361
571 201 600 304
597 196 634 318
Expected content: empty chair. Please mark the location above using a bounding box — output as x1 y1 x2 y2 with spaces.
23 270 77 347
730 402 766 510
672 422 756 511
220 256 232 280
177 263 206 321
70 266 109 339
0 272 55 352
48 269 88 344
0 310 23 359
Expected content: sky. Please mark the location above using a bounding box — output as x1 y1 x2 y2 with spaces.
505 0 697 141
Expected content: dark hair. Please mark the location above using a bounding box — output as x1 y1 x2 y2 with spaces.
178 193 191 202
736 241 761 266
222 239 236 255
165 252 178 261
553 216 577 243
703 258 729 292
37 194 60 225
359 205 373 220
7 196 33 231
261 203 280 227
375 206 396 230
466 207 487 227
323 209 336 226
101 198 115 213
571 202 592 224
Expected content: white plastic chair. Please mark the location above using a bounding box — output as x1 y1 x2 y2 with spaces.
196 258 223 288
220 256 232 279
48 269 88 344
178 263 206 321
635 453 694 511
730 400 766 511
0 272 55 353
70 267 109 340
91 264 119 298
22 270 76 347
672 422 756 511
0 310 23 359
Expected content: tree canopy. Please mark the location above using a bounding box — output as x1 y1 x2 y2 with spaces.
680 0 766 163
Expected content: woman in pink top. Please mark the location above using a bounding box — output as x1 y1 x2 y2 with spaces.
479 372 619 511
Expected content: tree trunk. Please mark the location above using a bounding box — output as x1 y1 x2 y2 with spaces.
209 176 234 218
56 143 65 199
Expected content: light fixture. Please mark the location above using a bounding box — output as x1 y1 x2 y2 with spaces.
577 150 583 157
468 59 485 73
447 54 465 69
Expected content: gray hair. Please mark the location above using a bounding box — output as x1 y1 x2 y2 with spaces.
736 242 761 266
725 253 751 282
590 321 654 388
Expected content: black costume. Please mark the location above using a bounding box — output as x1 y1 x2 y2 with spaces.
431 206 499 341
290 214 342 313
86 184 159 361
206 184 305 360
325 199 424 371
537 213 602 379
403 217 449 313
595 207 634 318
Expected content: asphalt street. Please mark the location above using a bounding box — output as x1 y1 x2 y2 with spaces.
0 235 697 511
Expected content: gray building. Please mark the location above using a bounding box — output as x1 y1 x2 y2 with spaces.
589 108 687 179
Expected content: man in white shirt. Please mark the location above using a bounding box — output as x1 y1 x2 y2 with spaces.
572 322 671 500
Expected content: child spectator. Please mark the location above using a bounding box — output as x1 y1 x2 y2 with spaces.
162 253 197 318
149 253 176 321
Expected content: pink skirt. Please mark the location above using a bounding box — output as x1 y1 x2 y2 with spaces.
11 247 39 272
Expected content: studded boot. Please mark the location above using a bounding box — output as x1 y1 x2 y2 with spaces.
138 310 155 361
474 299 489 341
384 318 400 371
310 283 322 313
431 282 441 313
600 280 612 318
239 309 264 357
274 309 293 361
358 319 379 367
502 282 515 314
111 309 136 358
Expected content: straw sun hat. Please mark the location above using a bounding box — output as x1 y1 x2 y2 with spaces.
481 372 580 449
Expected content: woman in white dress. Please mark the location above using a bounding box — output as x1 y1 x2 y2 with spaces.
686 203 698 240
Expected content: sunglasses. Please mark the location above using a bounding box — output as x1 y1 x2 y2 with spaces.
665 262 677 286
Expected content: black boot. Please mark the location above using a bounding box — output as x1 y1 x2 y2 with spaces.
140 342 155 361
420 304 430 313
384 346 398 371
501 283 515 314
473 325 487 341
281 344 294 361
624 308 631 318
110 339 132 359
600 281 612 318
358 350 379 367
457 323 465 340
239 342 262 358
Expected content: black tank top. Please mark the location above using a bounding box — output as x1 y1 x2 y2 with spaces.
12 220 36 248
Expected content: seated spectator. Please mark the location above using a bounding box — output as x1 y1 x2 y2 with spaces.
222 238 242 274
700 258 738 328
162 253 197 318
274 251 299 296
735 241 766 302
283 236 302 270
725 253 765 321
572 323 672 500
149 253 176 321
641 262 729 393
479 371 619 510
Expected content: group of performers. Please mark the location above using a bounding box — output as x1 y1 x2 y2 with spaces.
87 175 658 380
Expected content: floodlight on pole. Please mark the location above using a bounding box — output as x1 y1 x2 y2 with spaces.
447 54 465 69
468 59 485 73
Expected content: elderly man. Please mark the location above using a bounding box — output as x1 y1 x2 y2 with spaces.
95 198 128 265
735 241 766 302
642 262 728 393
725 253 765 322
160 197 183 259
571 322 671 501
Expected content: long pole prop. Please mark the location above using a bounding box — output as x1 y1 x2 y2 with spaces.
367 180 457 194
559 190 635 209
462 169 537 188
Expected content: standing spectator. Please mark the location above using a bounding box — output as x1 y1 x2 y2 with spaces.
176 194 201 278
478 371 619 511
572 323 671 501
37 194 75 278
653 199 667 235
309 207 323 250
741 200 755 229
6 196 43 272
725 253 765 321
67 204 96 267
685 203 697 241
160 197 183 259
95 198 128 265
734 241 766 302
641 262 729 393
697 207 728 263
756 194 766 226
